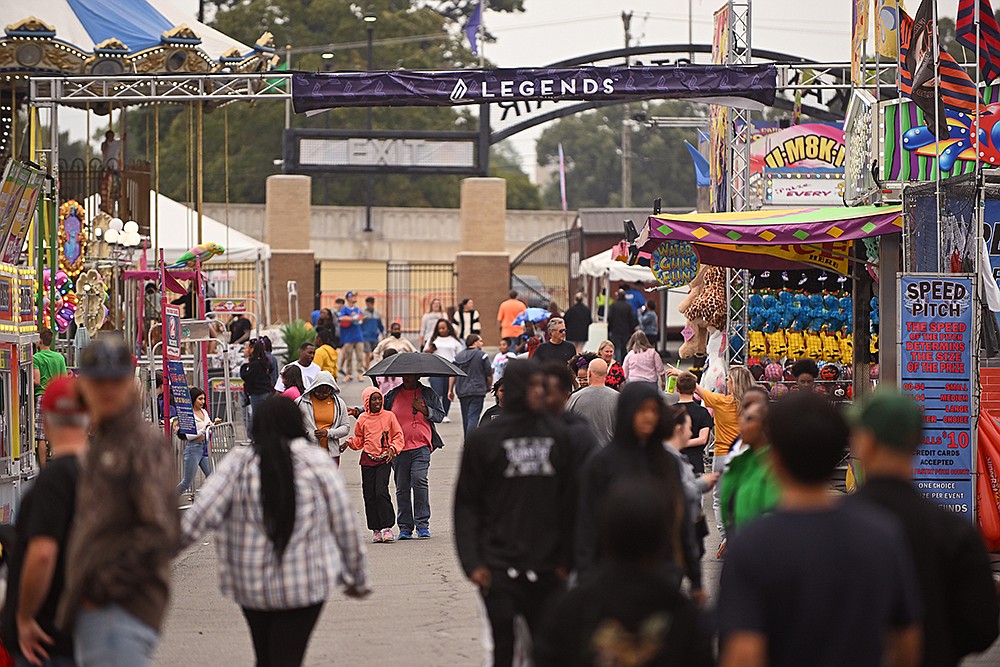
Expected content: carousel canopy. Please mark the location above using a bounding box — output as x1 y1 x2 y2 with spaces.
0 0 275 77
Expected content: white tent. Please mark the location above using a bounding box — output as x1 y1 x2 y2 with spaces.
146 192 270 263
84 192 270 264
578 248 656 282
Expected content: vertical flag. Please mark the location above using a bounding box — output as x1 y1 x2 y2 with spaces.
956 0 1000 83
899 0 981 137
875 0 900 58
464 2 482 56
558 143 568 214
684 141 711 187
851 0 870 85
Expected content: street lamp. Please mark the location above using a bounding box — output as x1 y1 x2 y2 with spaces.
363 13 376 233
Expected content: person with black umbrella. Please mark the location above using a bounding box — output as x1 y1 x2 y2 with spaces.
383 373 445 540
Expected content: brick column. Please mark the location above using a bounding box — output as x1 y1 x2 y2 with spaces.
265 175 315 324
456 178 508 346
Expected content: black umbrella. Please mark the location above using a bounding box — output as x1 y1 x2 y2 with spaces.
364 352 466 378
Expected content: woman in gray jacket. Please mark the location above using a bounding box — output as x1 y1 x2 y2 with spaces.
297 371 351 464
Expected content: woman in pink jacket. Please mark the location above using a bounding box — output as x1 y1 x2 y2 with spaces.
622 331 666 389
340 387 404 543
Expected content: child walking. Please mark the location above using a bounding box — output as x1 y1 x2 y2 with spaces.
341 387 404 543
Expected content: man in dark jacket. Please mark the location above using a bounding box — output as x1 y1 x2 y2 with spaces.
454 360 579 667
851 390 1000 667
562 293 592 352
607 289 637 363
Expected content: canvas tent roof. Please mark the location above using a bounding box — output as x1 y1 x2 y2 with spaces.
578 248 656 282
84 192 270 264
0 0 257 60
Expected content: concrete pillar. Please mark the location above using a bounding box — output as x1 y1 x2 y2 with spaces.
265 175 315 324
456 178 508 346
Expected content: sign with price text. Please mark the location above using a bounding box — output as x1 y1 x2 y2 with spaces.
898 274 975 519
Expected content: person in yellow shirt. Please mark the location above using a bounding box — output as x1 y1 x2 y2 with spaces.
314 327 339 380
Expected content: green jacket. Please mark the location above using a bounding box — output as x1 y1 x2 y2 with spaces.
719 445 781 536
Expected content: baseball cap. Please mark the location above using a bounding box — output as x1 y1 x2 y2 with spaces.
852 389 924 452
40 376 86 415
78 336 136 379
345 290 356 299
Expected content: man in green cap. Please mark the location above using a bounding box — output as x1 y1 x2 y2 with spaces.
851 389 999 667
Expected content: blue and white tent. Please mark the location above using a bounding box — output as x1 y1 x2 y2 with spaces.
0 0 275 76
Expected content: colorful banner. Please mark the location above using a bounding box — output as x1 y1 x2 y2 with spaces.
753 123 846 174
875 0 900 58
898 274 975 519
0 160 45 265
765 173 845 207
640 205 902 251
709 3 731 213
650 241 699 286
166 359 197 436
164 305 181 360
852 0 869 85
292 65 778 113
696 240 852 274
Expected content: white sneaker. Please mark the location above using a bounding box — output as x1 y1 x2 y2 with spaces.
442 416 451 423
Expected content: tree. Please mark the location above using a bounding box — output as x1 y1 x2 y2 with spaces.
127 0 540 207
536 101 706 210
491 141 541 209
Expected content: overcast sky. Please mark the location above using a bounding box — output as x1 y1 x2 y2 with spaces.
64 1 860 179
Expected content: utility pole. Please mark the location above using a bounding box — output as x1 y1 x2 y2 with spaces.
621 10 633 209
688 0 694 62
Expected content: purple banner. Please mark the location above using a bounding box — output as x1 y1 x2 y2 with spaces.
292 64 777 113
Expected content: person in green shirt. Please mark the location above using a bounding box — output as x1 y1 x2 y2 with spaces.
33 329 67 397
33 329 68 465
718 395 780 538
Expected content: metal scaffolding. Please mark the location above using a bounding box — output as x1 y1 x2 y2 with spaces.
726 0 752 365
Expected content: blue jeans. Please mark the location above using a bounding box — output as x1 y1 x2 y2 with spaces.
393 446 431 532
428 376 451 416
459 395 484 438
74 604 158 667
247 392 270 438
177 440 212 494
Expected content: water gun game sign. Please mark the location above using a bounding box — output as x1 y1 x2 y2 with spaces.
898 275 975 519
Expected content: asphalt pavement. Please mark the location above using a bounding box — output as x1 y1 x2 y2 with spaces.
154 375 1000 666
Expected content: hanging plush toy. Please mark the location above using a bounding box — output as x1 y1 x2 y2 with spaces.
767 330 788 358
786 329 806 358
749 330 767 358
40 268 78 333
822 329 841 362
806 331 823 359
700 329 729 394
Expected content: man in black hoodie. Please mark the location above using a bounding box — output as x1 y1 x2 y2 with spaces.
454 360 579 667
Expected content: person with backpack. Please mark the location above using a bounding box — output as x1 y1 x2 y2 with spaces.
451 334 493 438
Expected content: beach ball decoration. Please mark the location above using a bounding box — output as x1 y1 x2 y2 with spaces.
650 241 699 287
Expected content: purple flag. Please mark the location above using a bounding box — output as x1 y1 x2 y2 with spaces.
558 143 567 213
465 2 482 56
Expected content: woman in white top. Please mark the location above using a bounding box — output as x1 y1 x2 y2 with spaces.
418 298 447 350
176 387 216 495
181 396 368 667
424 318 465 420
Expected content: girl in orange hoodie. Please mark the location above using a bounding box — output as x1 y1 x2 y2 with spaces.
341 387 404 543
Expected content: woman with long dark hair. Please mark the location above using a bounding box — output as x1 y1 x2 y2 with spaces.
181 396 368 667
424 318 464 421
240 339 274 436
176 387 216 496
576 383 703 604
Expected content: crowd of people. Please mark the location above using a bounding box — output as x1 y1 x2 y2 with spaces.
9 281 1000 667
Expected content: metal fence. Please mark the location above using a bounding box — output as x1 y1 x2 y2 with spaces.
509 228 578 310
385 262 456 335
174 421 240 499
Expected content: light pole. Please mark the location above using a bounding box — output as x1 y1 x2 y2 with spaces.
364 12 377 233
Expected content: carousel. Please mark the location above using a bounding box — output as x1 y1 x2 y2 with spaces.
0 0 279 517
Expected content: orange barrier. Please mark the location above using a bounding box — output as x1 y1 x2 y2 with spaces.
976 411 1000 550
